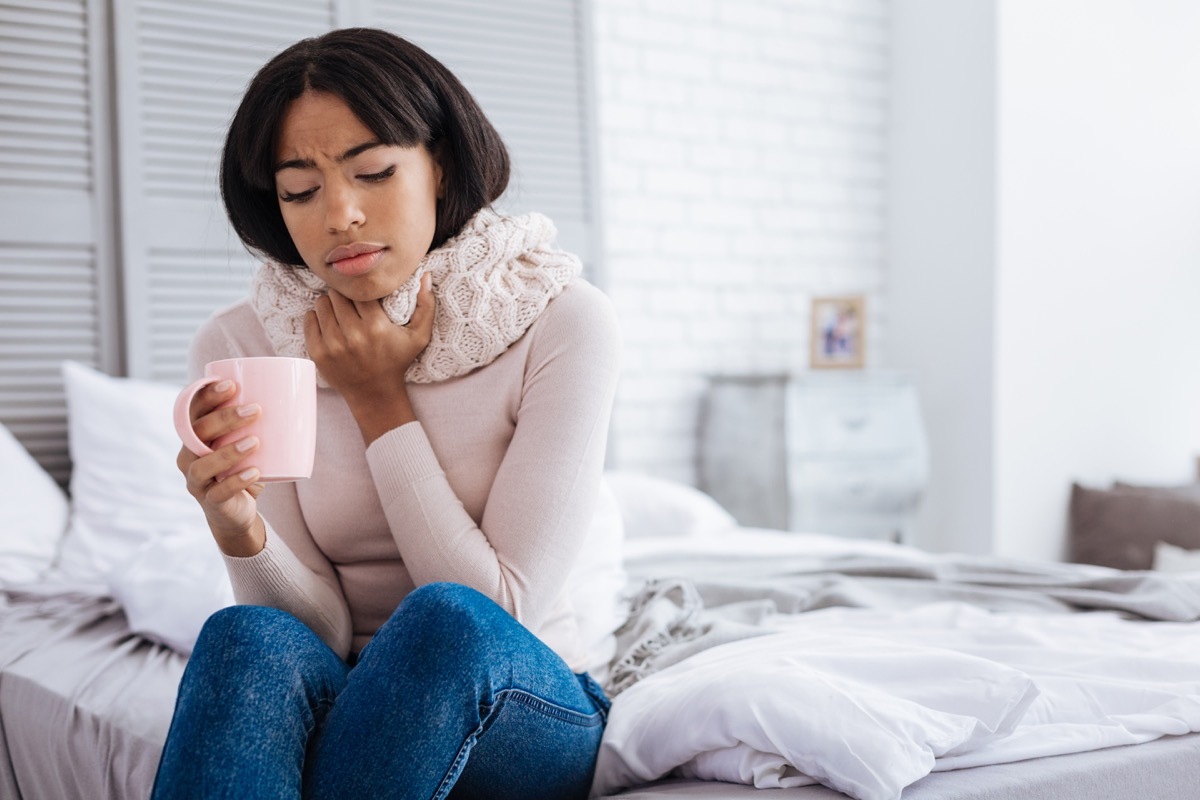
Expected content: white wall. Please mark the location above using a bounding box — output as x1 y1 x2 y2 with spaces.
593 0 891 484
886 0 997 554
889 0 1200 559
994 0 1200 560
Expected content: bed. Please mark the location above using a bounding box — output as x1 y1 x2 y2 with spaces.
3 364 1200 800
598 529 1200 799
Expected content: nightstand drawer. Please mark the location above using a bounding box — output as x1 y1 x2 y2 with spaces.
788 458 925 517
788 384 924 458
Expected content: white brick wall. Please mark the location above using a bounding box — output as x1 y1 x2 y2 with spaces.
593 0 891 485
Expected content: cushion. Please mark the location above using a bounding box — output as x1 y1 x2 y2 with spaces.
109 531 234 655
1112 480 1200 501
56 361 232 652
1068 482 1200 570
0 421 70 582
57 361 211 580
603 470 737 539
1152 541 1200 573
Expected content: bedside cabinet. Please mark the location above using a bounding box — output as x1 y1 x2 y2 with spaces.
698 372 929 543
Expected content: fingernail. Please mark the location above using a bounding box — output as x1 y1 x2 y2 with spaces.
237 403 260 417
215 380 233 393
239 468 260 482
235 436 258 453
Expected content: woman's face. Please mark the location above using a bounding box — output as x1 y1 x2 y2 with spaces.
274 91 443 301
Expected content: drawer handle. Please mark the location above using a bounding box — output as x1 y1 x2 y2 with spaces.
841 415 868 430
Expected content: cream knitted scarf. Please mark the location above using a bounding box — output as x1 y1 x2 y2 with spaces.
252 208 581 387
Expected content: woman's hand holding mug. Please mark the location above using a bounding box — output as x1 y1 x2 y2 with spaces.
174 357 317 554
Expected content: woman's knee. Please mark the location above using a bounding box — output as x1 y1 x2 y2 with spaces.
366 583 510 664
198 604 293 644
404 582 495 617
405 583 510 635
194 605 328 671
186 605 347 705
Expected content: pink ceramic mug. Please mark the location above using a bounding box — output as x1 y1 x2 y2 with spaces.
173 357 317 482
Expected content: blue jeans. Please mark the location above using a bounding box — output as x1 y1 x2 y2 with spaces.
151 582 610 800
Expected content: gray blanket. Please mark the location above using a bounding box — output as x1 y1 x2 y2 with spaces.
607 547 1200 695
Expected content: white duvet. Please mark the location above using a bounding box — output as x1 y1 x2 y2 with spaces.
592 601 1200 800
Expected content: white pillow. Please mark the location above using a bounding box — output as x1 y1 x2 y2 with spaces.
1152 541 1200 573
0 420 70 583
57 361 233 652
603 470 737 539
57 361 211 580
109 531 234 655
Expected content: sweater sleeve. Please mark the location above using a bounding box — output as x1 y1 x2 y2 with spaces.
189 310 354 658
365 284 622 628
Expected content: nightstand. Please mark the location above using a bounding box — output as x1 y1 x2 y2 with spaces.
698 372 929 543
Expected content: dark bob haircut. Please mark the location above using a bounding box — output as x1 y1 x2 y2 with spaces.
220 27 510 266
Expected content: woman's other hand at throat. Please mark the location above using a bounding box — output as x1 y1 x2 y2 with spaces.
304 272 435 443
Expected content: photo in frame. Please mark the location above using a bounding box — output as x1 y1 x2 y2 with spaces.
810 295 866 369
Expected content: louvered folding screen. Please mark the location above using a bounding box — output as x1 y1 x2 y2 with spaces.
112 0 336 384
0 0 118 483
371 0 597 265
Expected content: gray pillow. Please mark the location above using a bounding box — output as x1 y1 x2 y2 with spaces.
1111 481 1200 502
1068 483 1200 570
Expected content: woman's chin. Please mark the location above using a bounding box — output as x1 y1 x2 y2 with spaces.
321 273 397 302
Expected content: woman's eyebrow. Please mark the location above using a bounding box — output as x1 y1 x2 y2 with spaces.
274 141 385 173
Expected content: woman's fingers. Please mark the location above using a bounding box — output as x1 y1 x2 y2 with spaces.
183 378 261 447
176 445 198 475
191 401 260 445
302 279 433 393
312 282 432 345
312 293 340 340
407 273 436 336
202 463 262 505
184 435 260 497
327 288 362 321
315 289 362 334
188 378 236 423
303 307 320 349
307 291 355 358
174 381 262 538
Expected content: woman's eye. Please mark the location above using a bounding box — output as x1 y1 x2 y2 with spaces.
359 165 396 183
279 188 317 204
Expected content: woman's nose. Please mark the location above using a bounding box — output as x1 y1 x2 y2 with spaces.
324 181 365 232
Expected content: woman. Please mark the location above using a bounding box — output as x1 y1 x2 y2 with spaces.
156 27 621 800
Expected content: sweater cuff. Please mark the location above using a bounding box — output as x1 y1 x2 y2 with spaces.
365 420 444 503
221 521 308 604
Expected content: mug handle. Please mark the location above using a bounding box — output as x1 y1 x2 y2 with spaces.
173 376 221 456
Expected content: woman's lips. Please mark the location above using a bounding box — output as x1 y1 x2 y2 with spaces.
328 248 385 277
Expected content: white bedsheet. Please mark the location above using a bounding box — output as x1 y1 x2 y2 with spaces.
593 601 1200 800
813 604 1200 769
593 620 1039 800
595 532 1200 800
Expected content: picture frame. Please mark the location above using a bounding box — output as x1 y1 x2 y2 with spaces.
810 295 866 369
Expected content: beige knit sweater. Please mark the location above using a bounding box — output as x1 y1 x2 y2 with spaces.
188 279 621 672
